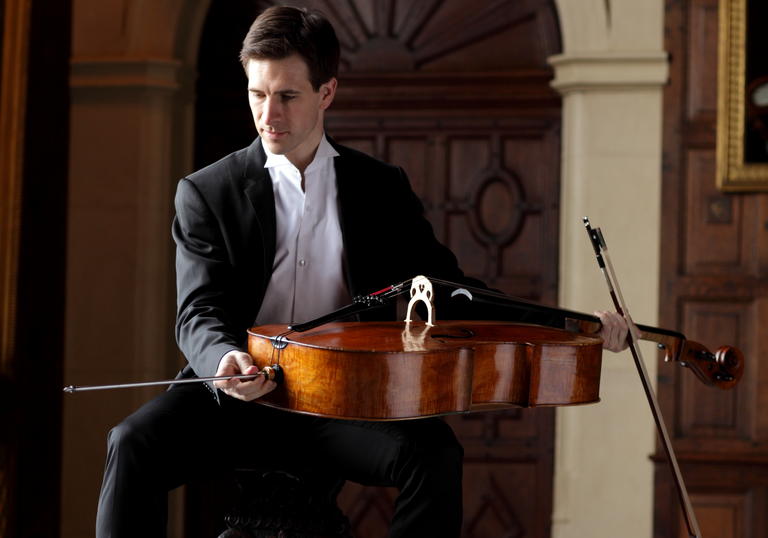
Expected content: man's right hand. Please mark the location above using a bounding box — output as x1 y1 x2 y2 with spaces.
214 350 277 401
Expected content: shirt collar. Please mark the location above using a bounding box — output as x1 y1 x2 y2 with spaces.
262 134 339 170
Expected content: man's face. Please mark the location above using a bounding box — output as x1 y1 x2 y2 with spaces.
246 55 336 168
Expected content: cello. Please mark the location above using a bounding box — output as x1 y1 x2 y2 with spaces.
64 220 744 537
242 271 742 422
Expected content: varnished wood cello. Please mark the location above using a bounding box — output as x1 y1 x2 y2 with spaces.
65 219 744 537
243 275 742 422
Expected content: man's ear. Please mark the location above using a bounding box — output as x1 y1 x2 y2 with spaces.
318 78 337 110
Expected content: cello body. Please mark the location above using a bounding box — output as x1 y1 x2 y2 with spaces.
247 320 603 420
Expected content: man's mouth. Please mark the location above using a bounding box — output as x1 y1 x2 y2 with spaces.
262 128 287 139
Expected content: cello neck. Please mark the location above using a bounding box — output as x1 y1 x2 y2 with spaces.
571 317 742 390
469 289 686 355
574 318 687 362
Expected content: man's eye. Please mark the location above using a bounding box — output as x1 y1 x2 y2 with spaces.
282 94 297 102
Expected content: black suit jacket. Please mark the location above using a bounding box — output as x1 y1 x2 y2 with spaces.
172 138 482 382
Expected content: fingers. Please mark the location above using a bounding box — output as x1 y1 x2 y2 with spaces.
213 350 249 382
213 350 277 401
223 375 277 402
626 314 641 342
594 310 630 353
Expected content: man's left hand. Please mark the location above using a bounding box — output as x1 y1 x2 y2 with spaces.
594 310 638 353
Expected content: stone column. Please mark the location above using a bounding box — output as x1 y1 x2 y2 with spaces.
62 56 194 536
550 1 668 536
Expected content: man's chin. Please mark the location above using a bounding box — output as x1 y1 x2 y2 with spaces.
261 138 288 155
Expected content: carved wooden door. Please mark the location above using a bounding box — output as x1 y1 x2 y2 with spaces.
195 1 562 536
660 0 768 536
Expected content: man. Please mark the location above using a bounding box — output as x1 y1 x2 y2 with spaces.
96 6 628 537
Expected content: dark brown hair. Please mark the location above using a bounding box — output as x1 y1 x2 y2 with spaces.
239 6 340 90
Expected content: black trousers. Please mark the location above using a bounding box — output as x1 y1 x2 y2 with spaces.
95 381 463 537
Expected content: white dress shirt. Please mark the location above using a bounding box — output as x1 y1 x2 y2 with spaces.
255 135 352 325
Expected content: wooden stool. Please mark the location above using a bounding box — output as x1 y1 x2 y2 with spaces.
217 466 351 538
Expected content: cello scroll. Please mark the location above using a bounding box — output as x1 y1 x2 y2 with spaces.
638 328 744 390
568 317 746 390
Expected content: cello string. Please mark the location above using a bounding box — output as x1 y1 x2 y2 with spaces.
428 277 601 324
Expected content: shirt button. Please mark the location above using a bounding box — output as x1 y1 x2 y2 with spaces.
298 259 306 266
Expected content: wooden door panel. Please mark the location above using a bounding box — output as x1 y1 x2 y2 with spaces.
685 0 719 121
336 137 378 159
331 121 560 298
338 486 397 535
678 300 751 440
387 138 430 199
462 463 537 538
684 150 754 273
679 493 746 538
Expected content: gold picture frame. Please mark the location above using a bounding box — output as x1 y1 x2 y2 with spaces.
717 0 768 191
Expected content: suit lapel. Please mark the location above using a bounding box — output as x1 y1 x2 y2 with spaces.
330 137 357 236
332 142 367 297
242 138 276 288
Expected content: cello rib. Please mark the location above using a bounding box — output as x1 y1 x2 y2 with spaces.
247 320 603 421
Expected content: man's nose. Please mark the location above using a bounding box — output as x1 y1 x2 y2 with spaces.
262 97 281 126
